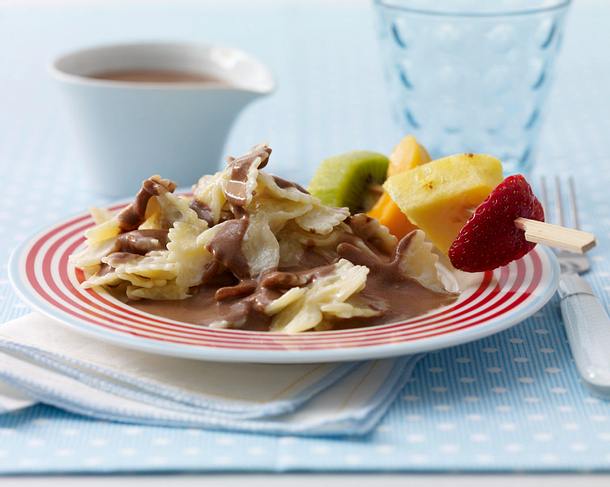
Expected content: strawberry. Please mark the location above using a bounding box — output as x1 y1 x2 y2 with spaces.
448 175 544 272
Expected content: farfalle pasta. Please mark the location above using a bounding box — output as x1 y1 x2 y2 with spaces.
72 144 457 333
268 259 378 333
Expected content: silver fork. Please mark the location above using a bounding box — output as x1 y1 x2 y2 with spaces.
542 176 610 397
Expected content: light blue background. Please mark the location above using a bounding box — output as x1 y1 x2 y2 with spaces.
1 0 610 474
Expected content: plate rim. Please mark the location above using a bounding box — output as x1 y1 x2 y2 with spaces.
8 212 560 363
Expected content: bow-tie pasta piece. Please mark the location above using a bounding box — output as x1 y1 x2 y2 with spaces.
241 213 280 277
257 172 312 204
269 259 381 333
294 204 350 236
249 195 312 234
397 229 455 294
192 171 230 226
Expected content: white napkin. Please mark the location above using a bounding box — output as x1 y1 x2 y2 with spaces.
0 314 421 435
0 381 34 412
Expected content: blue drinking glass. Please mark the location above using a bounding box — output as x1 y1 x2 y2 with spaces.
374 0 571 173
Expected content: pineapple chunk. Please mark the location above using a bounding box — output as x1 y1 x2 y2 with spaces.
383 153 503 254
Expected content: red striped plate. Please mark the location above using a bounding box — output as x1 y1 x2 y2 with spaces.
9 206 560 363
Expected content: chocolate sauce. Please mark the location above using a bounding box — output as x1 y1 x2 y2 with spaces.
189 200 214 226
89 69 227 84
205 217 250 278
116 229 169 255
131 232 456 331
272 175 309 194
347 214 394 254
260 264 335 289
333 232 456 328
117 176 176 231
223 145 272 206
215 280 258 301
132 266 339 331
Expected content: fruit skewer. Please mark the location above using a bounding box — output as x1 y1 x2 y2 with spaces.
309 139 597 273
355 188 602 257
448 175 596 272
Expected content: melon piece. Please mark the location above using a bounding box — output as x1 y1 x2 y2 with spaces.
387 135 431 176
367 135 430 238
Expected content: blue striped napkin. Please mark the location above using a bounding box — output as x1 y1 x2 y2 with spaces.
0 314 421 436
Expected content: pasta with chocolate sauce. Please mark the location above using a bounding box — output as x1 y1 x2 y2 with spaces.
72 144 457 332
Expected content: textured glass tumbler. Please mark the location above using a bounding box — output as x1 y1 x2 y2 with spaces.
375 0 571 173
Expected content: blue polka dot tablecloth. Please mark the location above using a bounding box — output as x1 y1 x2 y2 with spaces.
1 0 610 474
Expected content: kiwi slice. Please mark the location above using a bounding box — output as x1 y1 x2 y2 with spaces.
308 151 389 213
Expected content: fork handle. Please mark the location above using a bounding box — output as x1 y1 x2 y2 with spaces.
559 273 610 397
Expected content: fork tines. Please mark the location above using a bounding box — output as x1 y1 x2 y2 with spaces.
538 176 596 253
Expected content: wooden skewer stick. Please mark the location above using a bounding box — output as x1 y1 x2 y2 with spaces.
515 217 597 254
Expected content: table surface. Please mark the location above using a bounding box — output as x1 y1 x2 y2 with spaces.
2 474 610 486
2 0 610 484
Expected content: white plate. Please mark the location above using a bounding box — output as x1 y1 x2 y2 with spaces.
9 204 560 363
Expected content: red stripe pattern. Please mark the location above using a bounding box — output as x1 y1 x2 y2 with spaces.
21 207 543 351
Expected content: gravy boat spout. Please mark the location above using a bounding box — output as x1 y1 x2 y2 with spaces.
51 42 275 197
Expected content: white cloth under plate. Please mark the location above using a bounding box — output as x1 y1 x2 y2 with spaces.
0 381 34 413
0 314 420 435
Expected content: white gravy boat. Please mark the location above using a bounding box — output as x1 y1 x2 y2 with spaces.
51 42 275 197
